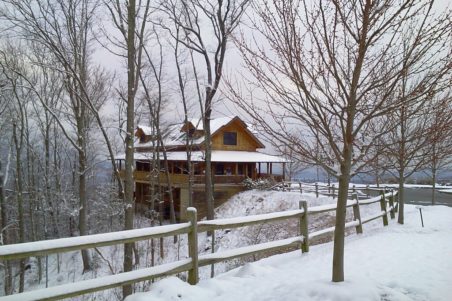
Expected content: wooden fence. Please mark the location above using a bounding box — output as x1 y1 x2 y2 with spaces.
275 181 392 199
0 189 398 301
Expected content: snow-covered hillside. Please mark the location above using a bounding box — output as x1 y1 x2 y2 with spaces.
3 189 398 300
128 204 452 301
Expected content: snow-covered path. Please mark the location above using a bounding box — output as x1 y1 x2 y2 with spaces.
128 204 452 301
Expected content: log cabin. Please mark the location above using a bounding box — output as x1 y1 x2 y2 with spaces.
117 116 289 220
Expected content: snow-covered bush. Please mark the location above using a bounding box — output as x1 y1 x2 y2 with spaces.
243 177 277 190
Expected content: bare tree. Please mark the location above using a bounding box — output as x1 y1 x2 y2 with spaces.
425 93 452 204
161 0 250 223
228 0 451 281
0 67 14 295
0 0 122 272
1 48 32 292
382 100 432 223
103 0 152 297
138 28 178 227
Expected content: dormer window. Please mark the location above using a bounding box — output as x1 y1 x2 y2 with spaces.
223 132 237 145
188 128 195 137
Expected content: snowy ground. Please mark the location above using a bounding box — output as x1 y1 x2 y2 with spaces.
2 190 348 300
313 182 452 190
128 204 452 301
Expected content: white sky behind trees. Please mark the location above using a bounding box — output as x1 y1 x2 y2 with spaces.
92 0 451 123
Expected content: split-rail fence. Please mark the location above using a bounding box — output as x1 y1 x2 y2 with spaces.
0 188 398 301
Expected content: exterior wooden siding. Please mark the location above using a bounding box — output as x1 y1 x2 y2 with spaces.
211 120 261 151
123 170 249 186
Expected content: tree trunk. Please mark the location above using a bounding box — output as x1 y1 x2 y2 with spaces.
13 123 25 292
161 143 177 225
78 148 91 272
431 166 436 205
204 102 214 225
332 164 351 282
397 171 405 224
0 160 13 295
123 0 137 298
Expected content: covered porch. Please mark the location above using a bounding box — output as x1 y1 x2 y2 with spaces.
117 150 289 185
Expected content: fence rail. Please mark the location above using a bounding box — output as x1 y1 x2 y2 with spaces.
274 181 397 200
0 189 398 301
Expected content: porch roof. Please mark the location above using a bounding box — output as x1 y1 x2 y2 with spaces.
117 150 290 163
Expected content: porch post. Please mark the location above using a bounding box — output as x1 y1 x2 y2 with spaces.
283 162 286 180
258 162 261 176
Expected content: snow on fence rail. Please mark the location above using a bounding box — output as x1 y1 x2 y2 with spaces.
0 189 398 301
275 181 393 200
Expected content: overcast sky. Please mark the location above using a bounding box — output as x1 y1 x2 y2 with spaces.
93 0 452 126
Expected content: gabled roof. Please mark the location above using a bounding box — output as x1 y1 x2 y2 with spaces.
135 116 264 149
212 116 264 149
136 125 153 136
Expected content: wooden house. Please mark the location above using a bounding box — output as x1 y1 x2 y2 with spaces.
117 116 288 220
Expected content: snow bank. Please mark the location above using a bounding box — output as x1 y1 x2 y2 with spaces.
127 204 452 301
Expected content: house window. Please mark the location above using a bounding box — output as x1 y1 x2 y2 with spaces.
188 128 195 137
215 163 224 175
223 132 237 145
237 164 244 175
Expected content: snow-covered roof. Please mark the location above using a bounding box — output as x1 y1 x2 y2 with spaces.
136 125 154 136
117 151 290 163
135 116 260 148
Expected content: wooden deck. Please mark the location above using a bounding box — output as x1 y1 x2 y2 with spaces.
121 170 249 185
121 171 284 185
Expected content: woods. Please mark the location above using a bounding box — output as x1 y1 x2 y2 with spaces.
0 0 451 299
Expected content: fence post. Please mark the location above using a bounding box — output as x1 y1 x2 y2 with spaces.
299 182 302 194
332 184 336 199
282 181 286 192
366 185 369 198
210 231 215 278
352 185 356 193
187 207 199 285
394 190 399 213
315 183 319 198
379 191 389 226
299 200 309 253
388 190 395 219
352 193 363 234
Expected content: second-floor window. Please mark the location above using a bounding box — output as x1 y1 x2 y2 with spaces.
223 132 237 145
